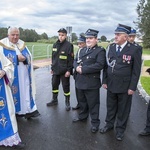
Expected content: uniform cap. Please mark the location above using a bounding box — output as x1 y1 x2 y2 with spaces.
115 24 131 34
58 28 67 34
77 34 86 43
85 29 99 37
129 28 136 35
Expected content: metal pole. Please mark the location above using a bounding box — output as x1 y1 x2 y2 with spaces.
32 45 34 60
47 45 50 58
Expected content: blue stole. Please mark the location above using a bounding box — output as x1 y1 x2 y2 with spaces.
0 62 14 141
3 47 34 112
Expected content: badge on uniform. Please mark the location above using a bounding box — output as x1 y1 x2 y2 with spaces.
122 55 131 64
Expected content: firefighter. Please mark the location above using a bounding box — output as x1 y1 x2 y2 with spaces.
73 29 106 133
46 28 74 111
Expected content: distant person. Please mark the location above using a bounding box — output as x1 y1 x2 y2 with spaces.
73 29 106 133
72 34 86 110
139 101 150 136
100 24 142 141
46 28 74 111
128 28 142 55
0 27 40 119
0 48 24 148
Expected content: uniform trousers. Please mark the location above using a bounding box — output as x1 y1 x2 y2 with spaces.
145 101 150 132
105 90 132 133
77 88 100 128
52 74 70 94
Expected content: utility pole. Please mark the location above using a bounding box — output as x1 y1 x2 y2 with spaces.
66 26 72 42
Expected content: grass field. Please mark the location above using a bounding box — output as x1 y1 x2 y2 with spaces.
140 76 150 95
144 60 150 66
26 42 53 60
143 49 150 55
26 42 150 60
141 60 150 96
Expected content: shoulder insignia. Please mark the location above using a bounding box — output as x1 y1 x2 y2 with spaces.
127 43 131 47
134 43 138 46
111 43 115 47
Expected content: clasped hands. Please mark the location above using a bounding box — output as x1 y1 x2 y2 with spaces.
18 54 26 62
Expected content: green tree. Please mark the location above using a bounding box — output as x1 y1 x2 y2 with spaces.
101 35 107 42
136 0 150 48
71 33 78 42
40 32 48 40
0 27 8 39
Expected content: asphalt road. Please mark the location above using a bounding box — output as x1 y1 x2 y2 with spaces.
1 67 150 150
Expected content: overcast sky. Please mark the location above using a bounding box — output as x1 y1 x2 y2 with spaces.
0 0 140 40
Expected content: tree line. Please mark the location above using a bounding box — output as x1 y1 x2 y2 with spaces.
136 0 150 48
0 27 49 42
0 27 108 44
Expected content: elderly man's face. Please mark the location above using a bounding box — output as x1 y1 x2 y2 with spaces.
8 29 19 44
114 33 128 45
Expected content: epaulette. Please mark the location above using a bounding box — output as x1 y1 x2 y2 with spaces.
98 46 104 49
107 43 115 49
134 43 139 47
127 43 131 47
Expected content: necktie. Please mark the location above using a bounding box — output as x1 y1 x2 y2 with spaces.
117 46 121 56
86 48 90 53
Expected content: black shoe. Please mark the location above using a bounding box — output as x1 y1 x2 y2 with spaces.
66 105 71 111
12 142 25 149
16 114 25 118
91 126 99 133
116 132 124 141
99 126 113 134
72 117 87 123
72 105 80 110
139 129 150 136
47 101 58 106
25 110 40 119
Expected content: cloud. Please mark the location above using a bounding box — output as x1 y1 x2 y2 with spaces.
0 0 139 40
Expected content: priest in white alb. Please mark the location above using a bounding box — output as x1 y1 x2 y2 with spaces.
0 48 25 148
0 27 40 119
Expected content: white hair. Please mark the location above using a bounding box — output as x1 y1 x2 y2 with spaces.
8 27 20 35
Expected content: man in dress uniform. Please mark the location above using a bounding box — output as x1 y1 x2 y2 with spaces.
128 28 142 55
73 29 106 133
100 24 142 141
72 34 86 110
46 28 74 111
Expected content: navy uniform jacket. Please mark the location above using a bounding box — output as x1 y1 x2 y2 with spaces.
51 39 74 75
103 42 142 93
74 45 106 90
133 41 143 55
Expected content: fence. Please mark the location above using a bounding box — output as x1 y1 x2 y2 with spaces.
27 44 52 60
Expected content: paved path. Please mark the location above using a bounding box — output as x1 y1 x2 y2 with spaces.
1 67 150 150
33 58 51 69
142 55 150 60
